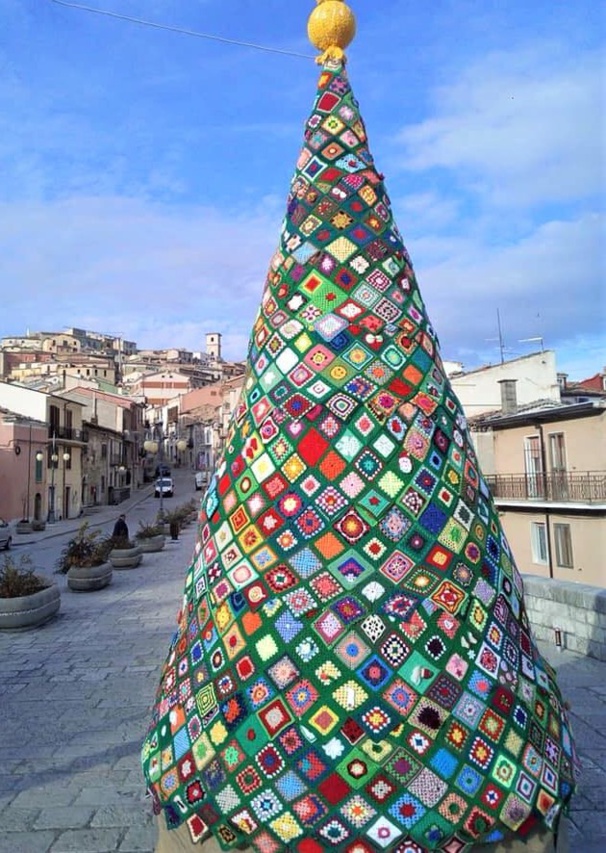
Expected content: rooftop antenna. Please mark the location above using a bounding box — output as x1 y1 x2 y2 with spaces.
485 308 507 364
519 336 544 352
519 313 545 353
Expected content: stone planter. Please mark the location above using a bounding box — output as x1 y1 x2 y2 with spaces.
136 534 166 553
67 562 112 592
0 583 61 630
109 545 143 569
15 521 33 535
31 520 46 532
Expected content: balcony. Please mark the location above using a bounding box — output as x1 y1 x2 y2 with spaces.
48 426 88 443
485 471 606 506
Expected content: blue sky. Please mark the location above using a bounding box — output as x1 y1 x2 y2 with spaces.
1 0 604 379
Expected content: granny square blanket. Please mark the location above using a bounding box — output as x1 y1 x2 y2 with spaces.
142 61 578 852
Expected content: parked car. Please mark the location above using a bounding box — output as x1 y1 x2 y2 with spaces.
194 471 209 491
155 464 172 478
154 477 174 498
0 519 12 550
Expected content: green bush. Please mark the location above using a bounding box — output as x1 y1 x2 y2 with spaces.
0 554 49 598
136 521 164 539
56 522 110 573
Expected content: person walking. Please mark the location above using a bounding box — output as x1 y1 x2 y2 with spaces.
112 513 128 539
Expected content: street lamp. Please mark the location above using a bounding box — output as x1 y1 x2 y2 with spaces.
48 433 59 524
47 431 70 524
176 437 188 468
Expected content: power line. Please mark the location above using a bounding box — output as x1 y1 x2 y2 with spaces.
50 0 315 60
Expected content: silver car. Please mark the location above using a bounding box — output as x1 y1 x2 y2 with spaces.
0 518 12 550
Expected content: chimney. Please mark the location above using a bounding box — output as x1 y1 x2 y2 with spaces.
498 379 518 415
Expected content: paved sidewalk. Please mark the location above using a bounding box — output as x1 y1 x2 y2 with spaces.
0 522 605 852
10 484 156 549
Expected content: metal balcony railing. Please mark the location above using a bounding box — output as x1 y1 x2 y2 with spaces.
48 426 88 442
485 472 606 503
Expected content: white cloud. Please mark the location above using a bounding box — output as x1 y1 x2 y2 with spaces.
0 195 282 359
392 191 460 235
412 211 604 363
396 47 604 208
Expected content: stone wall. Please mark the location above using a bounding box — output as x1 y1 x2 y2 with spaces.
522 574 606 661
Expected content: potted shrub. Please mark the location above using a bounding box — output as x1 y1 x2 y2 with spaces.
135 520 166 553
0 554 61 629
56 522 112 592
156 511 170 537
184 498 199 523
107 534 143 569
161 509 182 541
16 496 33 534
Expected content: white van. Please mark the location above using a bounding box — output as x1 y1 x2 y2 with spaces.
154 477 174 498
194 471 208 491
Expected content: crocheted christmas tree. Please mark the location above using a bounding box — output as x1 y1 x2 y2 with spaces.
142 6 578 851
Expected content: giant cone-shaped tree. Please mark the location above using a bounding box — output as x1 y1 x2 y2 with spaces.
142 22 578 853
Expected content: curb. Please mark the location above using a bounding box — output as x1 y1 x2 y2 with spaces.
11 485 155 546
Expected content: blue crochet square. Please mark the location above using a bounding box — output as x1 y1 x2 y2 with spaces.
291 547 322 578
389 792 426 828
455 764 482 796
275 770 306 802
468 668 494 700
275 611 304 642
419 503 447 534
172 727 190 760
430 747 458 779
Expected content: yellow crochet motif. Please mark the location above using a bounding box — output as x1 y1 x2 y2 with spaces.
307 0 356 64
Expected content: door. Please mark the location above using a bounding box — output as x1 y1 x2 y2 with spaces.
64 485 71 520
549 432 568 500
523 436 543 498
34 493 42 521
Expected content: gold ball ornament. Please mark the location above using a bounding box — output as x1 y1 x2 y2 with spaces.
307 0 356 64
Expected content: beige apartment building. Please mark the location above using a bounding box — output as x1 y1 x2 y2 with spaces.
471 399 606 587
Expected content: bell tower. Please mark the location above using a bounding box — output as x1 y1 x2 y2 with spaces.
205 332 222 361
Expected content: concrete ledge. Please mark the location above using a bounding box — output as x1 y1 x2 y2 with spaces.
522 574 606 661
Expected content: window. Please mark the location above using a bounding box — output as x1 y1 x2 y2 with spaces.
530 522 548 565
35 457 43 483
554 524 574 568
101 443 107 459
49 404 60 435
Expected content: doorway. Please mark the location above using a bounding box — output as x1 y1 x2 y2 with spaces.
523 436 543 499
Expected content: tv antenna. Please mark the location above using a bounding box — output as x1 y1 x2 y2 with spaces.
485 308 508 364
519 336 544 352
